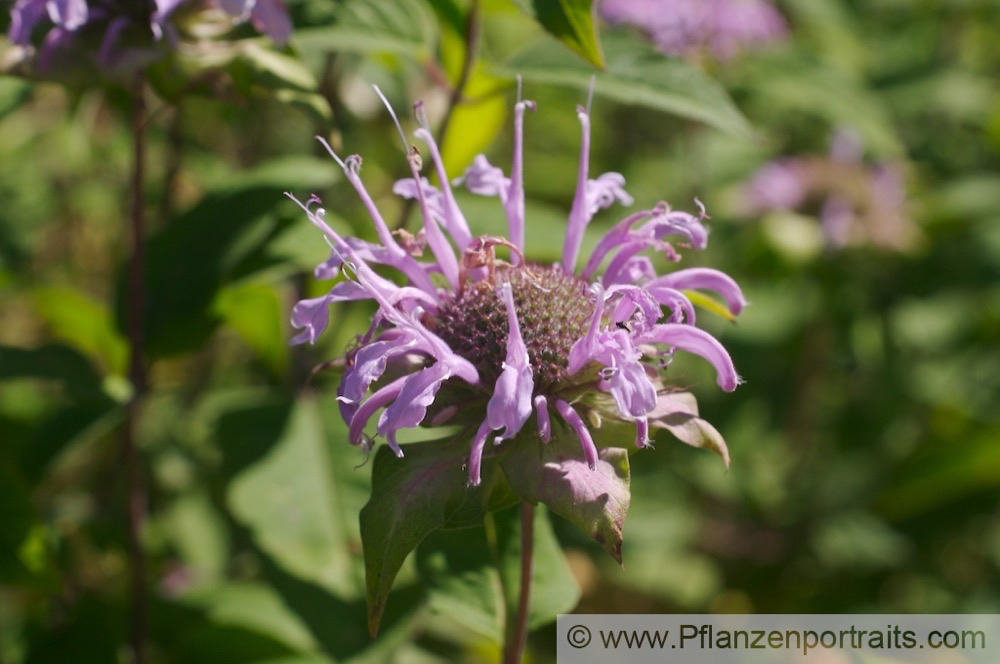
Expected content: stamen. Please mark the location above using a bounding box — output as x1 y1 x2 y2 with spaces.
372 84 409 153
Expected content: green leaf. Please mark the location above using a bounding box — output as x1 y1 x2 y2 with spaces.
500 431 630 564
500 29 753 138
415 526 505 641
213 282 288 379
183 582 321 653
511 0 605 69
293 0 436 58
32 286 128 375
415 505 579 641
225 395 362 596
360 433 513 636
684 289 738 323
124 160 335 358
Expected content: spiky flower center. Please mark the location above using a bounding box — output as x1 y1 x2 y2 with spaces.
427 263 595 390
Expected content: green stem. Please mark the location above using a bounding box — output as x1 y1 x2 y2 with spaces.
503 501 534 664
124 73 149 664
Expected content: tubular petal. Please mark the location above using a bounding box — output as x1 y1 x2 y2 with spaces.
643 324 742 392
555 399 598 470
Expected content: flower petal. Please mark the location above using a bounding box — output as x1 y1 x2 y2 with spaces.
457 155 510 200
533 395 551 443
339 334 419 403
376 362 451 442
650 267 747 316
555 399 598 470
467 420 493 487
642 323 742 392
485 283 534 439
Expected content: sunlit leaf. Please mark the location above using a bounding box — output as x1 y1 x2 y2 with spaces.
225 396 360 596
511 0 605 69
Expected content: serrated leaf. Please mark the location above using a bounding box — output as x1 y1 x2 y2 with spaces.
511 0 605 68
500 29 752 138
360 434 513 636
500 432 630 564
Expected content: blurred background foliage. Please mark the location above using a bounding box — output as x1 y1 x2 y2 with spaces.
1 0 999 662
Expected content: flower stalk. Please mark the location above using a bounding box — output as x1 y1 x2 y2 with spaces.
124 71 149 664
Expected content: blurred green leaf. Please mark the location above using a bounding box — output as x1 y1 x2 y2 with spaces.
511 0 605 69
226 396 359 596
416 526 504 640
877 431 1000 520
123 159 335 358
33 286 128 375
293 0 436 58
214 282 288 378
0 463 37 581
738 54 902 156
183 582 321 654
0 343 109 402
163 492 230 586
500 30 752 137
260 551 421 663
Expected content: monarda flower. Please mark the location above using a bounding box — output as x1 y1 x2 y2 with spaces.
289 84 744 496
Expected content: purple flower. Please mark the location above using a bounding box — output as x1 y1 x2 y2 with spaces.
7 0 292 75
217 0 291 45
598 0 787 61
7 0 186 72
290 83 745 486
742 130 917 251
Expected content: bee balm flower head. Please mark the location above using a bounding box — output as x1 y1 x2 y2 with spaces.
289 82 744 487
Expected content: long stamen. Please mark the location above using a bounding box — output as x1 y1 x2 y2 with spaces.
508 76 535 254
371 86 460 288
414 103 473 250
555 399 598 470
311 139 438 296
561 102 592 273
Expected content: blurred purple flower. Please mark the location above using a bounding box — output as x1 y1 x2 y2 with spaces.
7 0 185 72
7 0 292 75
290 84 744 486
598 0 787 61
743 130 917 251
217 0 291 45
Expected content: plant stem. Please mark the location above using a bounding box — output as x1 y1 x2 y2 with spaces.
124 73 149 664
503 501 535 664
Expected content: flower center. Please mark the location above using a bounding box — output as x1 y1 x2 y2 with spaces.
427 263 595 390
